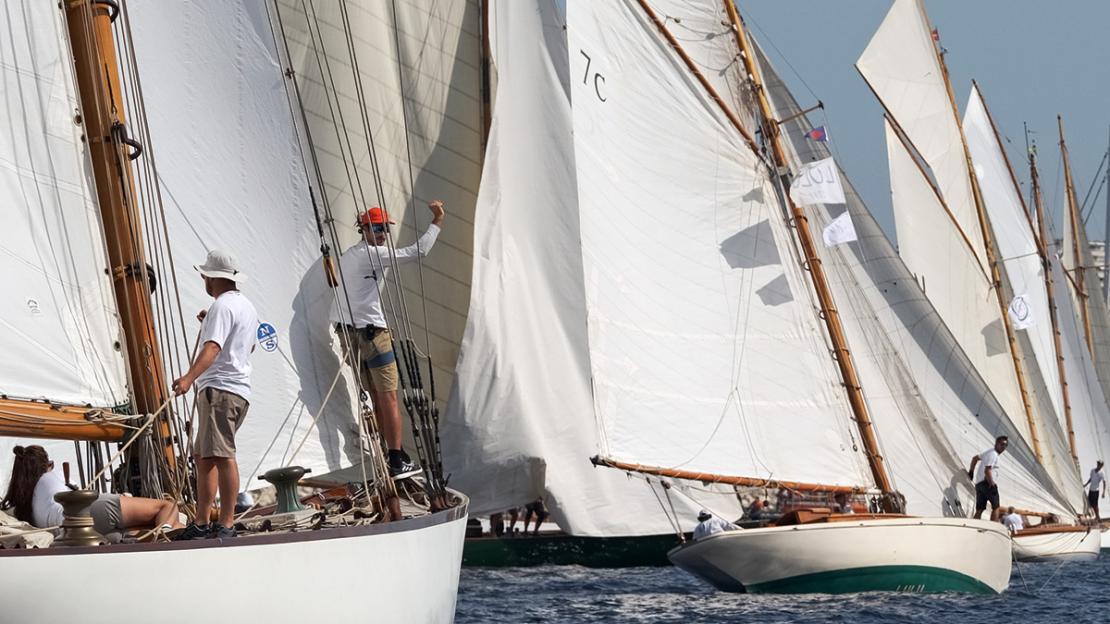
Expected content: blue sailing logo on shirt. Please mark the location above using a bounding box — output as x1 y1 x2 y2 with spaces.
257 322 279 352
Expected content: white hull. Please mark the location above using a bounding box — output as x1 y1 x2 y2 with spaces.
1012 526 1100 562
1102 527 1110 549
0 496 468 623
669 517 1012 594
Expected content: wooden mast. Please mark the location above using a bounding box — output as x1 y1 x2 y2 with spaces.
591 457 865 494
723 5 895 501
1059 116 1096 357
931 25 1043 462
62 1 176 475
479 0 493 151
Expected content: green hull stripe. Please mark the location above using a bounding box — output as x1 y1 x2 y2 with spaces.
745 565 997 595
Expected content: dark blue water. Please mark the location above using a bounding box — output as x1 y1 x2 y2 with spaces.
456 558 1110 623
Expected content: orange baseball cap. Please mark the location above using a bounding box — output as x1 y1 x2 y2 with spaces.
355 206 395 227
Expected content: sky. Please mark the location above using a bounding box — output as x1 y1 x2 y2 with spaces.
737 1 1110 246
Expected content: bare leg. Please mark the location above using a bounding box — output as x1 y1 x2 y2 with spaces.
374 389 403 450
195 457 217 525
213 457 240 527
120 497 184 529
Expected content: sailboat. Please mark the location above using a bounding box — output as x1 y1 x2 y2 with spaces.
522 0 1011 593
858 0 1096 562
0 1 466 621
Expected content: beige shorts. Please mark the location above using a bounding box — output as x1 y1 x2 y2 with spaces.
337 324 399 393
194 387 249 458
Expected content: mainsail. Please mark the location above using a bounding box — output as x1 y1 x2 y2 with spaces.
0 0 131 484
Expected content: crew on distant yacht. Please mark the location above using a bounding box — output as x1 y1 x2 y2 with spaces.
330 201 446 479
1000 506 1024 533
1 445 183 538
833 492 855 514
1083 460 1105 522
172 250 259 540
968 435 1009 521
693 510 738 541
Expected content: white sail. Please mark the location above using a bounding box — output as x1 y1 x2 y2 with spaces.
1052 258 1110 472
1061 185 1110 416
0 0 128 408
128 0 362 481
271 0 483 410
444 0 739 536
570 0 871 488
754 42 1073 518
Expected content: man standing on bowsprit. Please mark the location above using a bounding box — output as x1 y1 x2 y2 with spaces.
331 201 445 479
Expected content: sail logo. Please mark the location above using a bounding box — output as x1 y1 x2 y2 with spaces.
789 157 846 206
1008 294 1033 330
257 322 279 352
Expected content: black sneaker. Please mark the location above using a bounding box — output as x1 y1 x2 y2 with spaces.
175 523 211 541
389 458 421 480
210 524 237 539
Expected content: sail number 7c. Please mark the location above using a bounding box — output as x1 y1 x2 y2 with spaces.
579 50 607 102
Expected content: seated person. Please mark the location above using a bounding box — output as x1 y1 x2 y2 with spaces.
523 497 549 535
746 498 767 520
693 509 738 540
833 492 855 514
1 445 183 538
1001 506 1024 533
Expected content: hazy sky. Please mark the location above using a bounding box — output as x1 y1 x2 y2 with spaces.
737 1 1110 245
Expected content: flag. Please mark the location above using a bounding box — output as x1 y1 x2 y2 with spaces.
1008 294 1034 330
807 126 828 142
822 211 857 247
789 157 846 206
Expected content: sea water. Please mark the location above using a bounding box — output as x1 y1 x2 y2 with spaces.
456 557 1110 623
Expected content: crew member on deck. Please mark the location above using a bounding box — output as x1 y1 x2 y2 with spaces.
1084 460 1105 522
173 250 258 540
1000 506 1024 533
833 492 855 514
968 435 1009 521
693 509 738 540
331 201 446 479
2 445 183 538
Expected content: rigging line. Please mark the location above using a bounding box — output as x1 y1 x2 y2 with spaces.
1080 150 1108 222
645 478 682 539
1082 176 1106 226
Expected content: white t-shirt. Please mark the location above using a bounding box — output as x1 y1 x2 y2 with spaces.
692 516 736 541
1002 512 1024 533
331 224 441 328
973 448 1000 485
196 290 259 400
31 470 66 529
1089 468 1105 492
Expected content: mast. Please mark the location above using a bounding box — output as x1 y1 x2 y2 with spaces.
723 5 895 500
1028 143 1080 464
1060 116 1096 357
1105 125 1110 305
62 2 176 475
932 28 1043 462
479 0 493 150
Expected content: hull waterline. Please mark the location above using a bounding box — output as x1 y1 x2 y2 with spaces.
0 494 468 623
669 517 1012 594
1012 525 1100 562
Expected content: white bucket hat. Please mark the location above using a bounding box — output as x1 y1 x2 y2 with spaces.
195 249 247 282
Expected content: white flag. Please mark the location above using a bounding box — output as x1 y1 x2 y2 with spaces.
790 157 846 206
822 211 858 246
1008 294 1034 330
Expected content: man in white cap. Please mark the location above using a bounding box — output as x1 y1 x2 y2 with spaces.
172 250 258 540
331 201 445 479
693 509 738 541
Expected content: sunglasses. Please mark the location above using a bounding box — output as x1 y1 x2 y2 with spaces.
371 224 388 234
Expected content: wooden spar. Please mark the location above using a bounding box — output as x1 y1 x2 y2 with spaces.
1022 130 1079 465
0 399 125 442
632 0 760 156
63 3 176 473
723 6 894 499
1059 116 1096 358
931 23 1042 463
591 457 867 494
479 0 493 151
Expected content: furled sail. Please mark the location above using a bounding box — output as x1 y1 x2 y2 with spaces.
856 0 1030 438
444 0 734 535
754 42 1074 518
572 0 872 489
0 1 128 408
271 0 483 409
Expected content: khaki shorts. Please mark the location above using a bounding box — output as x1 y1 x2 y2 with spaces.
337 324 399 393
194 387 249 458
